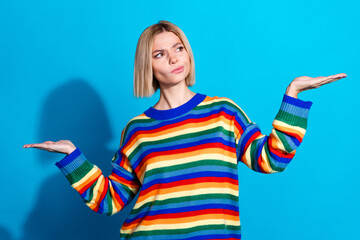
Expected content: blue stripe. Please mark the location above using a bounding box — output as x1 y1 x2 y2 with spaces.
112 164 137 182
127 197 239 221
125 203 239 223
280 101 310 118
128 107 236 138
238 124 260 158
268 149 292 164
142 170 238 191
144 163 237 185
283 94 313 109
122 230 241 240
111 180 132 206
132 136 235 169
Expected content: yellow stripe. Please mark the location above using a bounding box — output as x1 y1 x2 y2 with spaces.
120 219 240 233
270 130 287 152
273 119 306 136
260 147 274 173
71 166 100 189
86 175 104 209
133 187 238 211
147 153 235 172
125 120 233 156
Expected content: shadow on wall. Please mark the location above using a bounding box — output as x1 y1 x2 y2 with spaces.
0 226 13 240
20 79 138 240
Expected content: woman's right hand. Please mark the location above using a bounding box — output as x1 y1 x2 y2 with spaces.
23 140 76 155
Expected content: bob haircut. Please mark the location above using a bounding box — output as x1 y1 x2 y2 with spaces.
134 20 195 97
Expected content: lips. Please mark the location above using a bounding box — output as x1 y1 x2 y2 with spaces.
171 66 184 73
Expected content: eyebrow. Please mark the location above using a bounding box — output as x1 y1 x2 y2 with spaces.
152 42 183 54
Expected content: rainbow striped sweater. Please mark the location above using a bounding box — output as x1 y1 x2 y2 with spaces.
56 93 312 239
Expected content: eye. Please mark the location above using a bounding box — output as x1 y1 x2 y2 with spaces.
154 52 163 58
176 46 184 52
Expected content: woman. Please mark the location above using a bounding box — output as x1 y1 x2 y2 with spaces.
24 20 346 239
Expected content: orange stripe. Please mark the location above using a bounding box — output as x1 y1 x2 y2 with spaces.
108 182 122 211
74 168 102 193
273 124 304 139
109 173 139 189
138 146 236 179
122 212 239 229
124 114 233 154
137 181 237 203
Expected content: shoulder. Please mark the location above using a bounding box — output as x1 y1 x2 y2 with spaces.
119 113 154 147
199 94 243 112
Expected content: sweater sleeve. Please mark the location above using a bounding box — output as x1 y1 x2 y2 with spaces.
234 94 313 173
55 129 141 216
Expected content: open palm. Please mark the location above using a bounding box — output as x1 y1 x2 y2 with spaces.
294 73 346 91
23 140 76 155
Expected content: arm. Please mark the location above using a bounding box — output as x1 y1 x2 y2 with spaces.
23 128 141 216
55 145 141 215
234 73 347 173
234 94 312 173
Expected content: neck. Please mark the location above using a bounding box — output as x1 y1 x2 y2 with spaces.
153 82 196 110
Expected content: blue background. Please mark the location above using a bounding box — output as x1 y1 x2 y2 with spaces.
1 0 359 239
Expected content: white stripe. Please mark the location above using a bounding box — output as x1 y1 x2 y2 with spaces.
71 166 99 189
125 120 233 156
133 187 238 211
121 219 240 233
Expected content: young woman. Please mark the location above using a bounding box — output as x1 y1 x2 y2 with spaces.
24 20 346 239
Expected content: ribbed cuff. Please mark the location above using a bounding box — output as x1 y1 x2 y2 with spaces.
275 94 313 128
283 94 313 109
55 148 88 177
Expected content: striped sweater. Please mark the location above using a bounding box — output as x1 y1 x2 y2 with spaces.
56 93 312 239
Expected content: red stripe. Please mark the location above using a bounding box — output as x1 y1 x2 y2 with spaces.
138 142 235 172
110 173 138 187
78 171 102 194
234 120 245 136
141 176 237 196
244 131 261 152
280 129 302 143
98 177 109 205
268 138 294 158
123 208 238 226
110 186 126 209
128 111 234 148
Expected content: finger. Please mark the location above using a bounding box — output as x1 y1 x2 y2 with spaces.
326 73 347 81
315 73 347 86
23 144 37 148
23 143 46 149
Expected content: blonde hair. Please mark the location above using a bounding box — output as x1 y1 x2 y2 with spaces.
134 20 195 97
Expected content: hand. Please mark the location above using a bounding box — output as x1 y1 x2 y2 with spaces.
286 73 347 98
23 140 76 155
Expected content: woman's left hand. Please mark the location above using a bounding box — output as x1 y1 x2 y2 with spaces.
286 73 347 98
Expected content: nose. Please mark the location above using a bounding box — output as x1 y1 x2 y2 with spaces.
169 53 178 64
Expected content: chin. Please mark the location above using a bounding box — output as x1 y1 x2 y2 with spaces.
159 78 187 88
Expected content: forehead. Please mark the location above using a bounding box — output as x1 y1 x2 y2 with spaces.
152 31 182 50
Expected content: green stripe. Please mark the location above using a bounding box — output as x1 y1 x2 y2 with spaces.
120 223 241 238
194 99 250 124
131 193 238 215
274 130 294 153
146 159 237 178
249 138 261 170
128 126 234 160
122 117 156 144
263 141 284 172
106 190 113 216
87 182 95 203
65 161 94 184
275 110 308 129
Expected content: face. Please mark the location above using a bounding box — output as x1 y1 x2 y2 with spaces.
151 31 191 88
